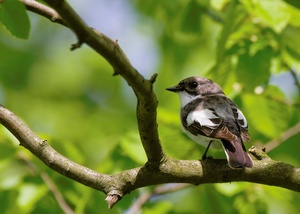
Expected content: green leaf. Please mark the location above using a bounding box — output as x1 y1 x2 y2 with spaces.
181 1 204 33
0 159 26 190
207 56 237 94
236 43 273 90
215 183 246 197
0 0 30 39
216 1 247 62
144 201 173 214
240 0 290 33
284 0 300 10
120 131 147 165
286 3 300 27
17 184 47 212
242 86 289 138
282 25 300 60
257 0 290 33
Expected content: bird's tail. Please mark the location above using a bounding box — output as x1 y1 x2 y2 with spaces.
221 139 253 168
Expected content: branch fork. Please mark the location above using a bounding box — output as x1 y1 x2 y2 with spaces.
1 0 300 211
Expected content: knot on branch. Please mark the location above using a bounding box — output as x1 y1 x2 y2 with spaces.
105 190 123 209
70 40 83 51
249 146 271 161
150 73 158 84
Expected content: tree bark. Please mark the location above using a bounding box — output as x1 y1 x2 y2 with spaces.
0 0 299 209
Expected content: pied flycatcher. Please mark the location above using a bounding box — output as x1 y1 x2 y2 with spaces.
166 76 253 168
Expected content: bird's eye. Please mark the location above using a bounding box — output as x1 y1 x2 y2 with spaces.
190 82 198 88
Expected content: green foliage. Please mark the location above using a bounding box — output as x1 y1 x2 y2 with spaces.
0 0 30 39
1 0 300 213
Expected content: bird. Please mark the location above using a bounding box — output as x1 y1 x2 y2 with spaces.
166 76 253 168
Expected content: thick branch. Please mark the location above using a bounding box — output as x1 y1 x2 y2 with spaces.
36 0 165 163
0 105 112 193
5 0 299 209
20 0 164 163
1 105 300 209
19 154 74 214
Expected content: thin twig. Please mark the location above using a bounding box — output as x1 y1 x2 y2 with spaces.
126 184 190 214
40 173 74 214
265 95 300 107
262 122 300 152
0 105 111 192
18 154 74 214
289 67 300 95
20 0 67 26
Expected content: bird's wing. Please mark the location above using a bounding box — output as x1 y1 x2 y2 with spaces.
228 100 251 142
184 108 238 144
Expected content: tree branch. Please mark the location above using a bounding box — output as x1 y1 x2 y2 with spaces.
0 105 111 192
289 67 300 95
1 0 298 209
127 184 190 214
1 105 300 209
39 0 165 163
20 0 66 26
19 154 74 214
263 122 300 152
20 0 165 163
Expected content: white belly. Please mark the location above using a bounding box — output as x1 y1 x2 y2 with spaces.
181 126 223 149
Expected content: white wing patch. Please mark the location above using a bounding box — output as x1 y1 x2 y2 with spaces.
236 109 248 128
186 109 219 127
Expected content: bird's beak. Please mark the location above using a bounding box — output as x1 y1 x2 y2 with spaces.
166 84 182 92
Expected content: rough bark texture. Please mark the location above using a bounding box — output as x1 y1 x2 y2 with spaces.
0 0 300 209
1 105 300 209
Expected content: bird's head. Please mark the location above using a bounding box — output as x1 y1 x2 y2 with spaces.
166 76 224 107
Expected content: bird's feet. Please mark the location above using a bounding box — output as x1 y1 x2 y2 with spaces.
201 141 213 160
202 154 214 160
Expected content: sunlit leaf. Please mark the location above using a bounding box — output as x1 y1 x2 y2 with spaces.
242 86 289 138
240 0 290 33
0 0 30 39
144 201 173 214
236 43 273 90
207 56 237 94
1 0 300 213
282 25 300 62
0 159 26 189
120 131 147 165
284 0 300 10
216 1 247 62
215 183 246 197
17 184 47 212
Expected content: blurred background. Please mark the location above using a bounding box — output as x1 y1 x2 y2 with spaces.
1 0 300 213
